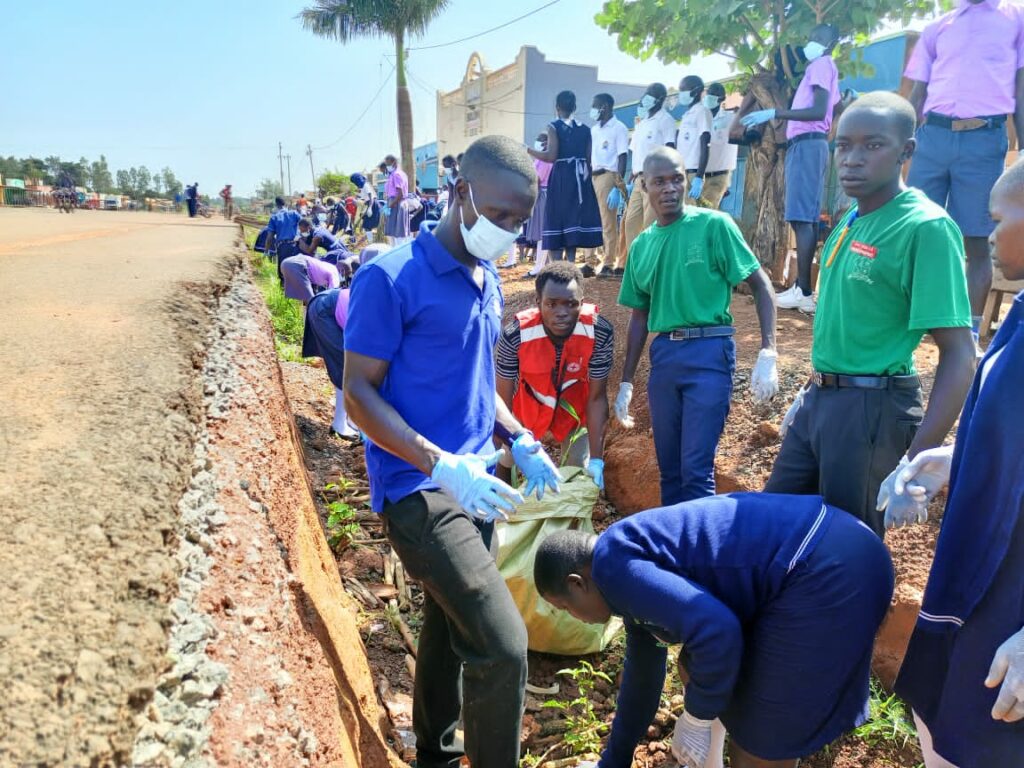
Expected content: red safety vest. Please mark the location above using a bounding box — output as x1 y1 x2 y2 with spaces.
512 304 597 442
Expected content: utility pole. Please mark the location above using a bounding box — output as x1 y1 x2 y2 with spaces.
277 142 285 197
284 155 292 196
306 145 316 194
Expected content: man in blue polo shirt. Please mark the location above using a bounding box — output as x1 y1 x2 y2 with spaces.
266 196 302 276
343 135 563 768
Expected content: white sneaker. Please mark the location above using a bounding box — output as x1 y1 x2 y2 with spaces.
776 284 816 313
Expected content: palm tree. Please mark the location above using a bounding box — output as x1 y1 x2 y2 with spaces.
300 0 450 192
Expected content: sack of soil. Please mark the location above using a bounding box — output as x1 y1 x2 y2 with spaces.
496 467 621 655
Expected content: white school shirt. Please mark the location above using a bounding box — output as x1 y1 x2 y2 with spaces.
591 118 630 173
630 109 678 174
676 103 713 171
707 110 740 174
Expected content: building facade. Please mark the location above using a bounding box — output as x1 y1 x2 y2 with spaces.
436 46 650 160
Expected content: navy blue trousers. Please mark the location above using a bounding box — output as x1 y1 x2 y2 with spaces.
647 334 735 505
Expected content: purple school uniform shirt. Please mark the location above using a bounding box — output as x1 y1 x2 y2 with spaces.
385 169 408 201
786 55 841 140
306 258 340 291
904 0 1024 119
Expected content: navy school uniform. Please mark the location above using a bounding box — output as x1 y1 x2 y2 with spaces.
306 226 351 264
302 288 347 388
542 119 604 251
592 493 894 766
896 293 1024 767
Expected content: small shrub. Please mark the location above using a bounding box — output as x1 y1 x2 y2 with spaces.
542 661 612 756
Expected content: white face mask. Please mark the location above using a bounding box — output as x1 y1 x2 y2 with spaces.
640 94 657 110
459 182 520 262
534 140 546 151
677 92 694 108
589 107 602 121
703 94 721 110
637 106 649 120
804 41 827 61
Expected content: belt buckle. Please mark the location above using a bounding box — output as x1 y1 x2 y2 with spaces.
952 118 985 132
812 371 824 387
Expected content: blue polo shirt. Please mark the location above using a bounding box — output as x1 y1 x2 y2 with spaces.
268 207 301 241
344 229 504 512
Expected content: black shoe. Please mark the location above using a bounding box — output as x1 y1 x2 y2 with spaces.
596 267 613 279
580 264 596 278
612 267 625 277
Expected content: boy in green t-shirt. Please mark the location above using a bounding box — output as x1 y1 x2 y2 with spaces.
614 146 779 505
765 91 976 536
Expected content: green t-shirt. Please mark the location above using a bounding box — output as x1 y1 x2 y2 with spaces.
617 207 760 332
813 188 971 376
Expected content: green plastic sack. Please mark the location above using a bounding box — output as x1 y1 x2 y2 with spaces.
496 467 621 655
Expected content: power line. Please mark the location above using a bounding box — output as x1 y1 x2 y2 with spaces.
312 64 397 150
407 0 562 51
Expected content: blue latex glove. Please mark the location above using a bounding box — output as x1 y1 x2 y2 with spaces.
688 176 704 200
586 458 605 490
510 432 563 500
741 108 776 128
381 205 392 217
431 450 525 522
606 186 623 211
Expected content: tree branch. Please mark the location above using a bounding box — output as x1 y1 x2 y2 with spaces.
739 13 767 49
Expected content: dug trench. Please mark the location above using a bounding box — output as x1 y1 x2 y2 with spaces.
266 250 951 768
125 242 403 768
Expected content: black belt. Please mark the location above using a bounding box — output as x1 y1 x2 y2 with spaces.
925 113 1006 132
664 325 735 341
812 372 921 390
787 131 828 148
686 170 730 178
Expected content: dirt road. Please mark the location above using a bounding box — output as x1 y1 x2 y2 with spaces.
0 209 237 764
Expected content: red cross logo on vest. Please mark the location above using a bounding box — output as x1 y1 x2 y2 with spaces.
512 303 598 442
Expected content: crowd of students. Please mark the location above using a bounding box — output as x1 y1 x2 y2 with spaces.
251 8 1023 766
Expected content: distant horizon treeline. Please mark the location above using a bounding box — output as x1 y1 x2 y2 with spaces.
0 154 185 201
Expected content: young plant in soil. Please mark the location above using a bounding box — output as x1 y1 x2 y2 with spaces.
323 479 361 552
854 680 917 749
542 661 613 757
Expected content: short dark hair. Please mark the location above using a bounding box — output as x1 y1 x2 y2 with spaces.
384 154 397 165
841 90 917 142
646 82 668 100
442 154 456 167
298 216 313 229
556 90 577 115
535 261 584 296
707 82 726 99
993 157 1024 200
326 197 335 206
460 135 537 186
594 93 614 110
534 530 595 599
812 23 840 46
275 196 285 207
681 75 704 92
643 145 684 176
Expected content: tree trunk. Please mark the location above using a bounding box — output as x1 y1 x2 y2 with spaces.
738 73 793 285
394 31 416 193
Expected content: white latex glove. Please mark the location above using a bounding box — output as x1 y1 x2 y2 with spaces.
894 444 955 506
430 450 525 522
876 456 928 529
614 382 635 429
671 711 715 768
987 626 1024 723
750 349 779 403
779 386 806 440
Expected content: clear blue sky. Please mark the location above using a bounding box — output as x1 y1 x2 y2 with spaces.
5 2 931 197
3 0 737 196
